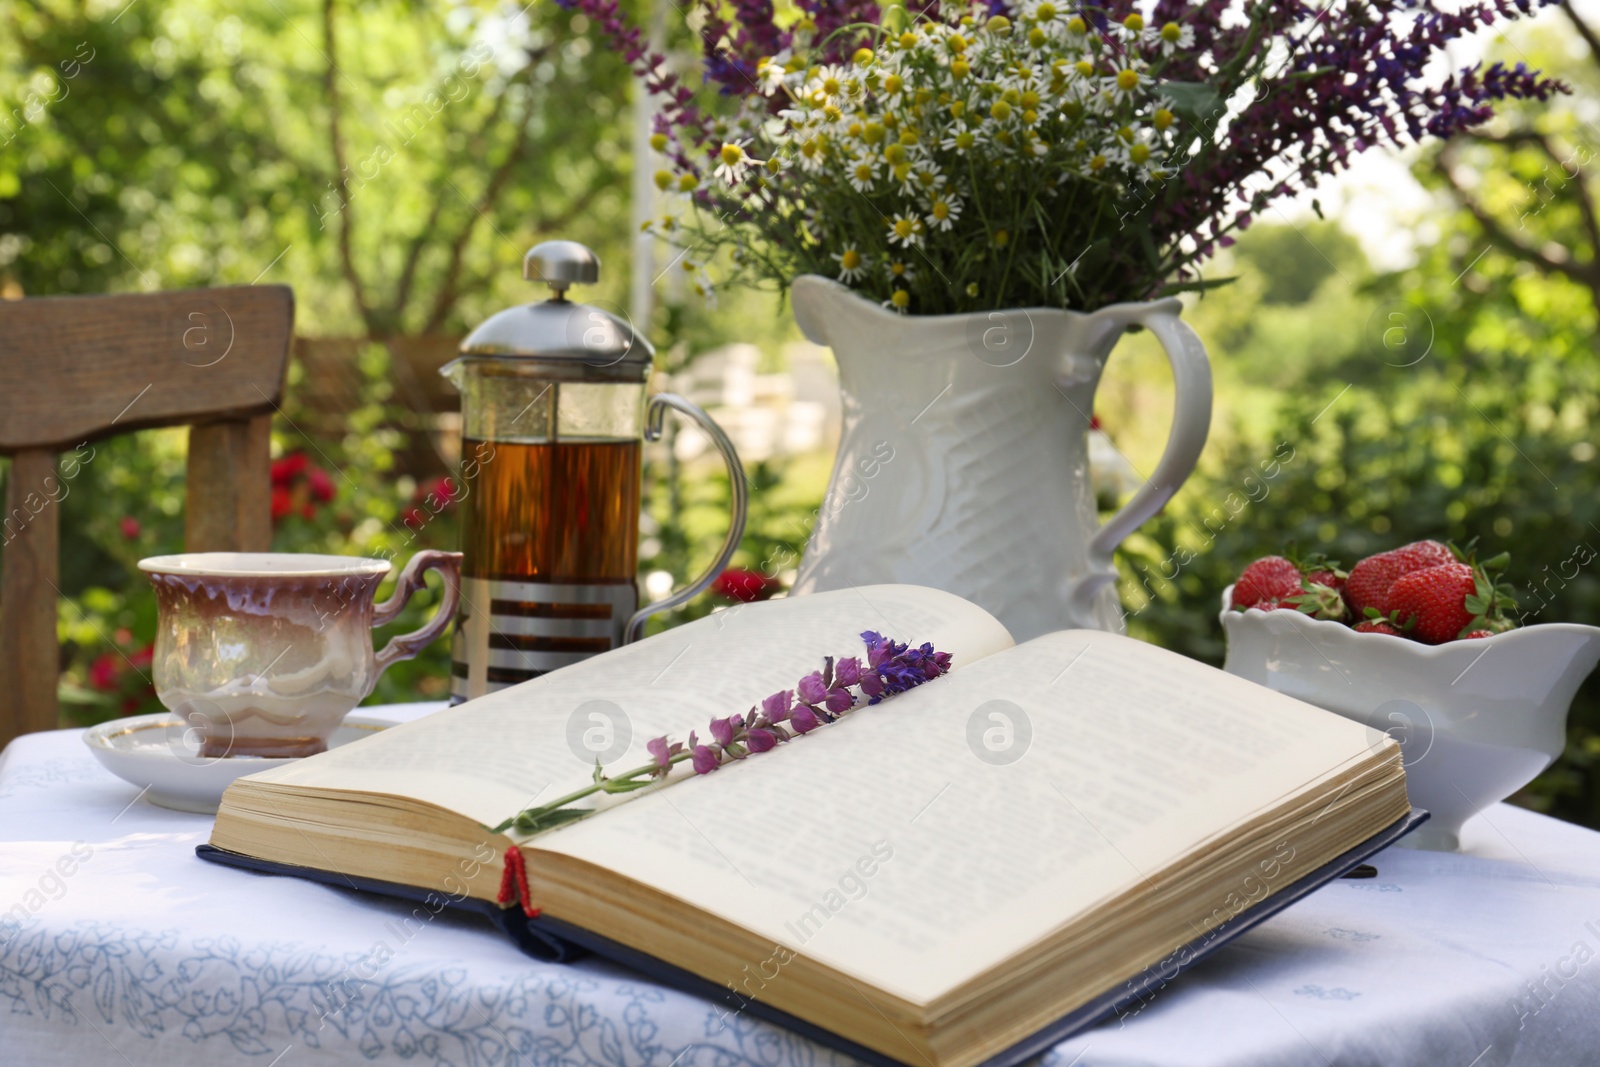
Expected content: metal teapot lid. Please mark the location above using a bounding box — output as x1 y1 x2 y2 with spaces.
450 240 653 381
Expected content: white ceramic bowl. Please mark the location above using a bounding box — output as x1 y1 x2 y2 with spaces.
83 712 391 813
1219 586 1600 851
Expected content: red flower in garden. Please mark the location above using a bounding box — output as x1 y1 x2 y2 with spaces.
269 452 336 523
713 568 781 603
119 516 141 539
87 642 156 715
419 476 461 508
307 466 336 503
88 652 121 691
270 453 309 484
401 476 462 532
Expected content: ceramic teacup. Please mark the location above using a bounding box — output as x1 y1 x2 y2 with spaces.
139 551 461 758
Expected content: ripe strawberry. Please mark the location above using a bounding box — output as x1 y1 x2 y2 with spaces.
1463 630 1495 639
1234 556 1302 610
1388 559 1515 644
1344 540 1455 617
1306 568 1343 591
1353 619 1402 636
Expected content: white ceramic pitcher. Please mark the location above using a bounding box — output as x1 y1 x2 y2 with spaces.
789 275 1212 641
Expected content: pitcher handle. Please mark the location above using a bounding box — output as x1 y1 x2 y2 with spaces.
1067 302 1212 622
372 550 463 674
625 393 749 643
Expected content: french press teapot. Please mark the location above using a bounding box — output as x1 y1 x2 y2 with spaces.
441 240 747 702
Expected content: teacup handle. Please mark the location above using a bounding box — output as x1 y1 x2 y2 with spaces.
624 393 748 643
372 550 464 675
1067 301 1212 625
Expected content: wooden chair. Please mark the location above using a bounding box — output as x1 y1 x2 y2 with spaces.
0 286 294 747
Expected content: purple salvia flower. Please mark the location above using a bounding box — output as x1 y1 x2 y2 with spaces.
761 689 793 722
710 715 740 748
797 671 828 706
691 745 720 774
503 633 955 833
862 631 893 669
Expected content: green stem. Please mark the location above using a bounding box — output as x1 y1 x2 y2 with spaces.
490 750 694 833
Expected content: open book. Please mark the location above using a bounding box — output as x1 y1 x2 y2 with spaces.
204 585 1413 1067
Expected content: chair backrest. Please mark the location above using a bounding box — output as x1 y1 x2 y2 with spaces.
0 285 294 746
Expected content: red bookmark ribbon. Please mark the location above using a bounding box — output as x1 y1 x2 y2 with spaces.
496 844 540 918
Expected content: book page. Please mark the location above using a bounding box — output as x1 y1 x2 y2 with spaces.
240 584 1014 830
532 629 1393 1005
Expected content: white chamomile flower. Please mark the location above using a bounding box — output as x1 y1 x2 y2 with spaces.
879 69 909 104
1103 66 1145 106
1125 138 1161 174
1080 150 1112 179
757 53 791 94
833 247 868 282
887 213 926 248
940 126 978 155
886 258 917 283
847 155 879 192
812 65 855 102
714 141 761 185
926 195 963 232
998 61 1041 95
795 137 826 174
1157 21 1196 56
882 288 912 313
1116 13 1155 45
680 257 717 306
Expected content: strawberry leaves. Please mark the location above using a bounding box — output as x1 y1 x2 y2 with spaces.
1460 553 1518 638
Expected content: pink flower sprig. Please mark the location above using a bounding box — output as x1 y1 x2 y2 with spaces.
492 631 952 834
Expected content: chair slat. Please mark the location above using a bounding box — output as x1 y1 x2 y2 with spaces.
0 449 65 736
186 415 273 552
0 286 294 454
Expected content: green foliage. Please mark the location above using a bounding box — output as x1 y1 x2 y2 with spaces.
1231 221 1367 307
0 0 638 331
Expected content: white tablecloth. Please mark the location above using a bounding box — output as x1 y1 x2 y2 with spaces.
4 705 1600 1067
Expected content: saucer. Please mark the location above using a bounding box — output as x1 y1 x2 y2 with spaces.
83 713 392 814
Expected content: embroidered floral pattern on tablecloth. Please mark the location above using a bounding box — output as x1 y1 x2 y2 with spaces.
0 920 862 1066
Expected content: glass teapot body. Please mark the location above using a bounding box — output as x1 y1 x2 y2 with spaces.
442 240 746 703
445 360 648 702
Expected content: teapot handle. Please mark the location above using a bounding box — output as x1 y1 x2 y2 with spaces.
1066 302 1212 625
624 393 749 643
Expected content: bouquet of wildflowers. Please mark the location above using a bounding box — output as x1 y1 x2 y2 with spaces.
575 0 1562 313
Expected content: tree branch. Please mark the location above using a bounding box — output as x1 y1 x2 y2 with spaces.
419 180 609 335
1462 128 1600 262
417 100 543 333
323 0 375 332
1561 0 1600 68
1439 141 1600 298
393 66 525 320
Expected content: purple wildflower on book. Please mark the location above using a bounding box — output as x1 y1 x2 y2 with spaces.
493 631 953 833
